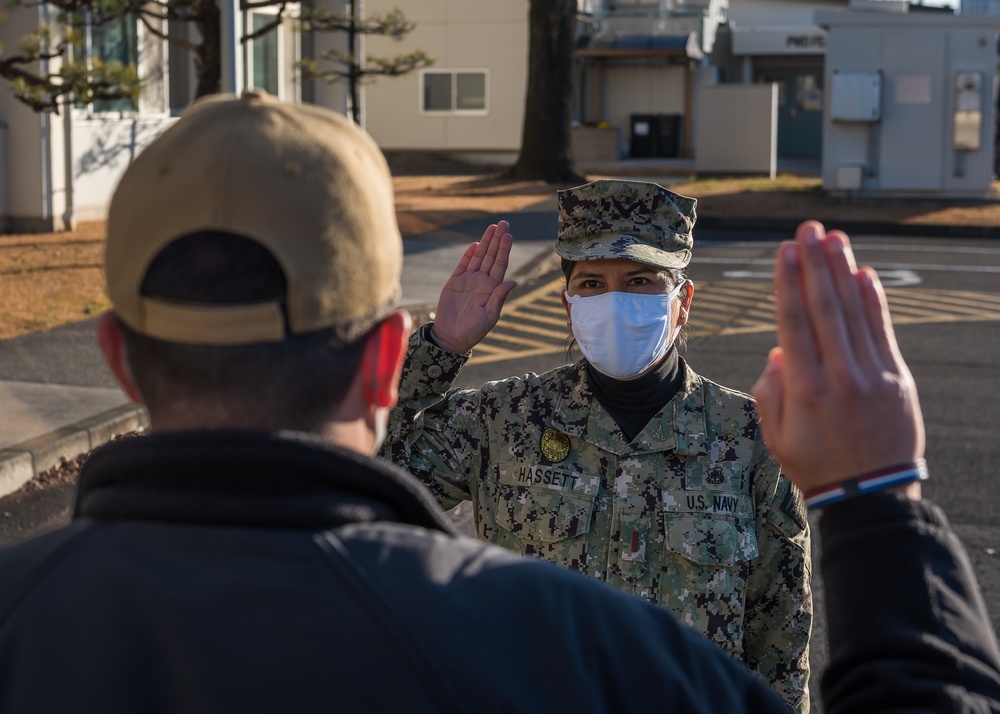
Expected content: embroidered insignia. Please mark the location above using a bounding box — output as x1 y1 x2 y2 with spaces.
540 428 570 463
616 185 638 206
706 468 726 485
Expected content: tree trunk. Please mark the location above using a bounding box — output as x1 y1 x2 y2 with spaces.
194 0 222 98
505 0 584 184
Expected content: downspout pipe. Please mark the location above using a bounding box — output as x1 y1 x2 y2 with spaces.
62 42 74 231
40 3 53 229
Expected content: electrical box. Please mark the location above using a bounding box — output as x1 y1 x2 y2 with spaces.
831 71 882 122
954 72 982 151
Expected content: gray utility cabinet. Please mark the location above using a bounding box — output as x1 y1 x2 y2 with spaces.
818 8 999 198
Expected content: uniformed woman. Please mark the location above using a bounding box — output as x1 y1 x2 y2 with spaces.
383 179 812 713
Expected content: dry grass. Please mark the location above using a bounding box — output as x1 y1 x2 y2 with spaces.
2 172 999 341
0 222 109 340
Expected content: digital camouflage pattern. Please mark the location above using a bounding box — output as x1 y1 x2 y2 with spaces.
384 326 813 713
555 180 696 269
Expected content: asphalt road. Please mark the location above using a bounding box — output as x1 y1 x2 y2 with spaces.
2 229 998 711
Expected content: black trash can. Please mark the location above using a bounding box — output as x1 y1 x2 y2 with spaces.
653 114 682 158
630 114 656 158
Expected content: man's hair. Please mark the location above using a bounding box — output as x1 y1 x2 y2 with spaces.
561 258 690 353
118 232 372 430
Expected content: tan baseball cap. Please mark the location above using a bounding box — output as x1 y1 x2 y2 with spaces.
105 90 402 345
555 179 696 269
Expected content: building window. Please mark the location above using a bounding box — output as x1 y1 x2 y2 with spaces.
420 70 488 114
74 12 140 113
246 11 281 96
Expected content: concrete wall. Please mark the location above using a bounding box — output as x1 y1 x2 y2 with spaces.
0 4 48 231
70 116 175 222
361 0 528 151
694 83 777 175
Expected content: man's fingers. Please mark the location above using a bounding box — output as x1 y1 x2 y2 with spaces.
858 266 901 368
773 239 821 387
824 231 881 373
797 221 858 375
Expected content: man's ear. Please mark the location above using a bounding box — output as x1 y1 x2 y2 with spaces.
361 310 413 409
96 311 144 404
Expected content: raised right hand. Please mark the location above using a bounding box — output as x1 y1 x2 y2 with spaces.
430 220 518 355
751 221 925 495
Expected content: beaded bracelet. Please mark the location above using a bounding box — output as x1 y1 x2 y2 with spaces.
804 459 929 510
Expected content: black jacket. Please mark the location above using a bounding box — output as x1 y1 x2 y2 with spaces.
0 430 997 713
0 431 784 713
819 494 1000 712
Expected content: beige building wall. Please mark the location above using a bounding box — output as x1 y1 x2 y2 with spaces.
362 0 528 152
587 65 687 138
695 83 777 175
0 4 48 230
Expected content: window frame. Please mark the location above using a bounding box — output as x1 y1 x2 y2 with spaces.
71 9 142 117
244 5 285 99
418 69 490 116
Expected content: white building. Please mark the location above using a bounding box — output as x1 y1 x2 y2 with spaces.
362 0 528 163
0 1 318 232
0 0 994 230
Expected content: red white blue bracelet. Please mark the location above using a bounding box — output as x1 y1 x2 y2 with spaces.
804 459 929 510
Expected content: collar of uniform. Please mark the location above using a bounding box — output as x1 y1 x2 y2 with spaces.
550 359 709 457
73 430 457 534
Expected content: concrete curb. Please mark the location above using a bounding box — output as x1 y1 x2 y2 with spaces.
0 404 149 500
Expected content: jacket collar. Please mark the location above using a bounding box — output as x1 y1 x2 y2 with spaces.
74 430 457 534
550 358 710 457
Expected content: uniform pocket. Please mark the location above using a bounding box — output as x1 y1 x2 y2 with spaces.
494 484 596 543
663 513 758 566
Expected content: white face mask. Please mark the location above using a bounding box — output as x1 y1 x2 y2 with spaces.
565 283 684 380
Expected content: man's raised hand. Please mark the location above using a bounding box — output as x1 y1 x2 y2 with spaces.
430 221 518 355
752 221 925 495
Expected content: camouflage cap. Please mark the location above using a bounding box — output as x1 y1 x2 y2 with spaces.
555 179 697 269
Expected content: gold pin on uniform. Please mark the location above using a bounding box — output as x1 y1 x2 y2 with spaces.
541 428 570 462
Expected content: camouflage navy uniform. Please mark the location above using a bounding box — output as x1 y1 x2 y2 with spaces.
385 179 811 712
386 330 811 711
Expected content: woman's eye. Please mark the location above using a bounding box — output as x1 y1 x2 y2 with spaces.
630 277 648 286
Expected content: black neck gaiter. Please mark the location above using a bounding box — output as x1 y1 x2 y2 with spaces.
585 349 684 443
